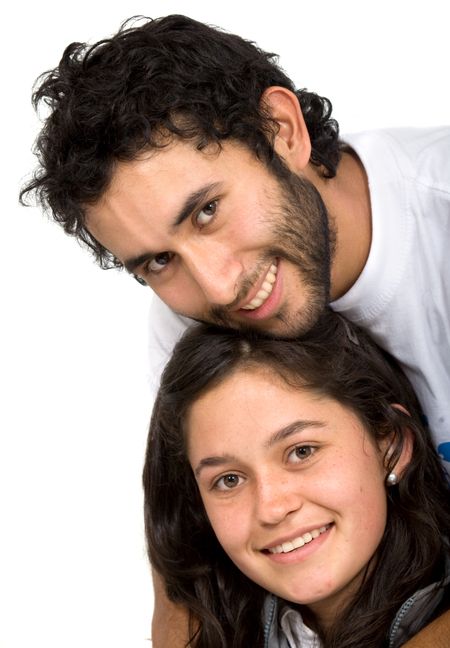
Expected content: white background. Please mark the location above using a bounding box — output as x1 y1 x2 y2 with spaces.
1 1 448 647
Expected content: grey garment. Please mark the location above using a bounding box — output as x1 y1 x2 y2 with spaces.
263 562 450 648
388 562 450 648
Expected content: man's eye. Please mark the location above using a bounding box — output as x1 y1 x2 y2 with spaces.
196 201 217 226
288 445 316 464
148 252 174 273
133 274 147 286
214 473 243 491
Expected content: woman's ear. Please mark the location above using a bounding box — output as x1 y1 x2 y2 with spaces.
260 86 311 173
384 404 414 482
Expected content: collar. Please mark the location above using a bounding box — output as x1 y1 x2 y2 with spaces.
262 559 450 648
388 558 450 647
263 595 321 648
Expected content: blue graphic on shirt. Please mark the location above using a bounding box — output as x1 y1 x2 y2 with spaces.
437 442 450 462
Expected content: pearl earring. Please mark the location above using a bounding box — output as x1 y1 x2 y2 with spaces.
387 472 398 486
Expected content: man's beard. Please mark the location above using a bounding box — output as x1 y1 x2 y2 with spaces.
208 169 335 338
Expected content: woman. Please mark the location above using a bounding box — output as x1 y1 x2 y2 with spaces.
143 313 450 647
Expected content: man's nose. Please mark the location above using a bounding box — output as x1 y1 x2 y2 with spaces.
180 241 243 306
255 476 304 526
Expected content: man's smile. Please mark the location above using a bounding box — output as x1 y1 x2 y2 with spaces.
240 261 278 311
233 259 284 322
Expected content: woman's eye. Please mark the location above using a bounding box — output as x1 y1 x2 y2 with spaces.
196 201 217 226
148 252 174 273
288 445 316 464
214 473 243 491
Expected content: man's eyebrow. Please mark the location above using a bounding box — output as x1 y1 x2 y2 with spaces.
172 181 222 228
124 251 156 275
194 420 326 478
122 181 222 274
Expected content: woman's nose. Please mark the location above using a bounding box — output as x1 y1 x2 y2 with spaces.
255 476 304 526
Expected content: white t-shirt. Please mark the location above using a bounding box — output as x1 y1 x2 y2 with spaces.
147 127 450 471
332 127 450 469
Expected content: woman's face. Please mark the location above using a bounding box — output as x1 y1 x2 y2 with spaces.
186 367 390 626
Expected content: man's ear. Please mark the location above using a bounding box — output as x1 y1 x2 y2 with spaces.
261 86 311 173
384 404 414 480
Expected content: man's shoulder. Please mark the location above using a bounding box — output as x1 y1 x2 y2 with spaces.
344 126 450 186
148 295 192 388
148 295 192 348
344 126 450 152
381 127 450 180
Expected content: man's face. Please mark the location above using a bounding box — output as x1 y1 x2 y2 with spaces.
87 139 333 337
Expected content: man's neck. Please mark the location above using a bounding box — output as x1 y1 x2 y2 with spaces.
305 149 372 301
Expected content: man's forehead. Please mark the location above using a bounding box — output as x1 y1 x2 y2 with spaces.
115 137 260 182
88 139 261 217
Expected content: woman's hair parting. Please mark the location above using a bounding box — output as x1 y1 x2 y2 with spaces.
143 311 449 647
20 14 340 269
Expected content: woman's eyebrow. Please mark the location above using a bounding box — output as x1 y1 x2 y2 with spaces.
265 420 326 448
193 420 326 477
194 454 237 478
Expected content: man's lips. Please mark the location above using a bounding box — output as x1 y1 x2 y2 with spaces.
239 261 278 311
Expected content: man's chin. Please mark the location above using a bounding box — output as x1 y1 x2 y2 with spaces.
272 308 326 339
203 309 322 339
189 294 327 337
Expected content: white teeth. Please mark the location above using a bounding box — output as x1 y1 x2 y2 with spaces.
282 541 295 553
292 536 305 549
241 263 278 310
267 524 330 555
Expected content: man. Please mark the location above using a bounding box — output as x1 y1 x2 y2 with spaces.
22 14 450 647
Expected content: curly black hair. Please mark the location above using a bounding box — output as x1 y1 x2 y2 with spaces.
20 14 340 269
